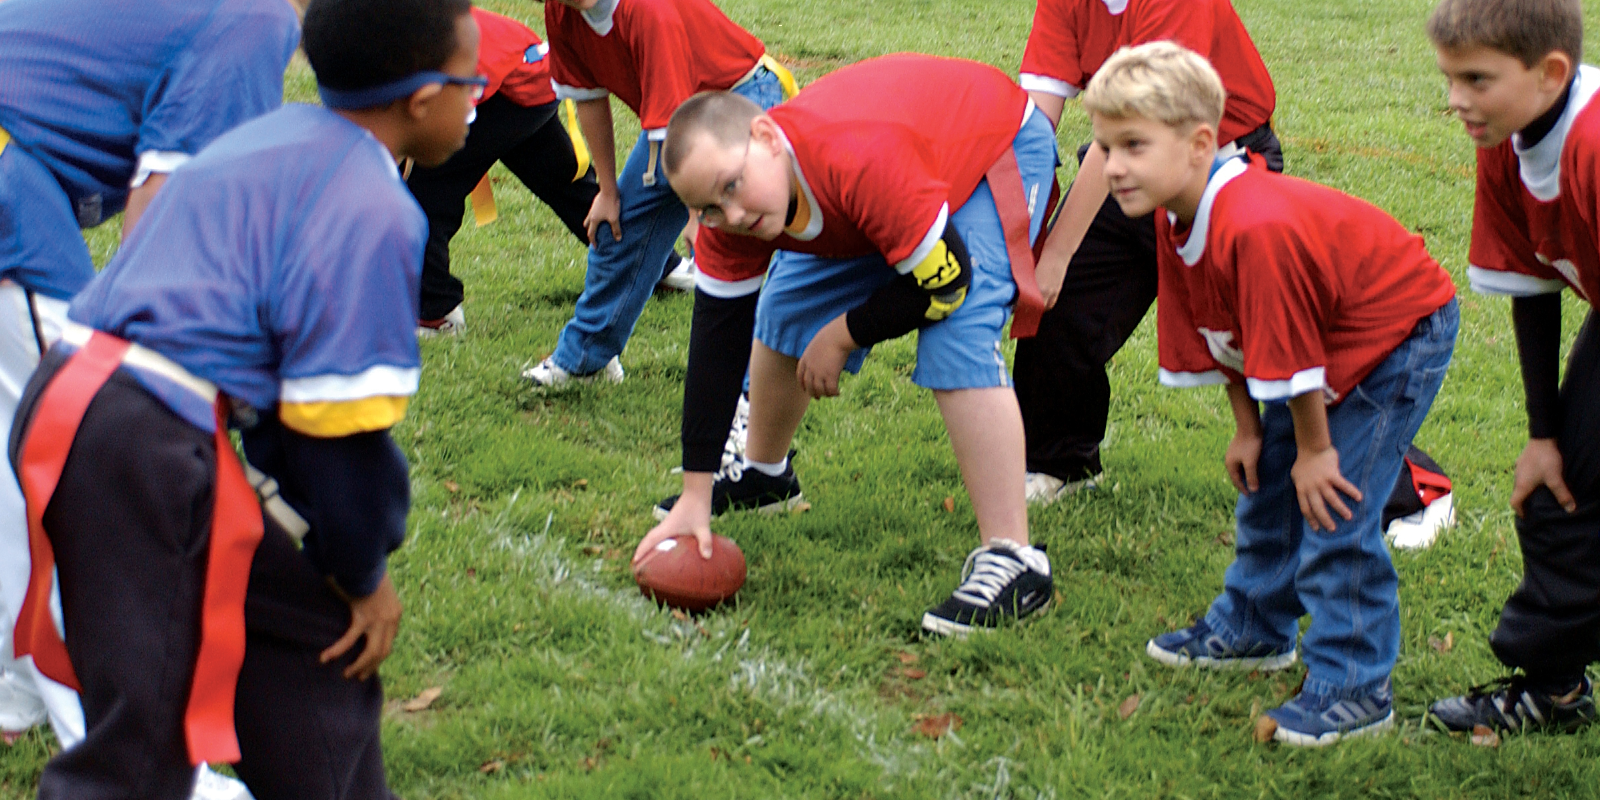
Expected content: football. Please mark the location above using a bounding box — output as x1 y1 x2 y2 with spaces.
632 534 747 612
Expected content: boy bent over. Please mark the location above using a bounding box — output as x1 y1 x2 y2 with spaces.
9 0 478 794
1428 0 1600 733
646 54 1058 636
1088 43 1457 745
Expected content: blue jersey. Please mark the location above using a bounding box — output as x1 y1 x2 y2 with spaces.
0 0 297 228
70 105 426 438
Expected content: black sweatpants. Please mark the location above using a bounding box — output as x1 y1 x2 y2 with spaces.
11 350 394 800
1013 126 1284 481
1490 310 1600 679
407 95 599 320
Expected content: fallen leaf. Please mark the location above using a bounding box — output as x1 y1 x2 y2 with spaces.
479 759 504 774
582 544 603 556
1471 724 1501 748
573 479 589 490
914 712 963 739
791 500 812 514
1253 714 1278 743
2 731 23 746
896 652 920 665
513 623 523 632
465 568 476 579
1118 694 1141 719
443 480 460 493
942 497 956 513
902 668 927 680
1429 632 1454 654
671 609 689 622
401 686 443 712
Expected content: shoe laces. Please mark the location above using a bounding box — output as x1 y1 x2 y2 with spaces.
718 396 750 478
952 544 1028 606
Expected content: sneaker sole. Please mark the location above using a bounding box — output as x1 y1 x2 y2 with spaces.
920 594 1052 637
650 493 806 523
1145 640 1299 672
1272 710 1395 747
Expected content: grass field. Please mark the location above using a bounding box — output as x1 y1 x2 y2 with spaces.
7 0 1600 796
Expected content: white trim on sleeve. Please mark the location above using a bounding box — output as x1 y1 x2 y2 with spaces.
1467 265 1568 297
893 204 950 275
1246 367 1326 402
131 150 191 188
1018 74 1080 99
694 272 764 299
553 81 610 102
1159 368 1229 388
280 365 421 403
645 127 668 142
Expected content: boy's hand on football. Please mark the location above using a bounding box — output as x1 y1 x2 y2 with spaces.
1225 430 1262 494
635 473 717 564
797 315 856 398
584 188 623 244
1291 445 1361 532
1511 438 1576 517
321 573 402 681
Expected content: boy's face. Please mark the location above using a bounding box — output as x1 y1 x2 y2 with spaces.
1092 114 1212 220
668 118 793 241
1435 44 1570 148
553 0 601 9
409 12 481 167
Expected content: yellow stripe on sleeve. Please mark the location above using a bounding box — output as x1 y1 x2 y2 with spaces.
0 125 9 157
279 395 410 438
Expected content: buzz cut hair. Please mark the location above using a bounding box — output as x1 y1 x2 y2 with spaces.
1081 41 1226 131
302 0 472 92
663 91 764 177
1427 0 1582 67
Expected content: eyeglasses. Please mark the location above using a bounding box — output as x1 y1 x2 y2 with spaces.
438 73 489 102
696 139 752 227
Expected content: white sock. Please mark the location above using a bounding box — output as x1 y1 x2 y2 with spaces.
745 455 788 477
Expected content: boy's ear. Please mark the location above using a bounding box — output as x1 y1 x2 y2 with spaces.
404 84 446 121
1539 51 1575 92
750 115 782 153
1187 122 1218 163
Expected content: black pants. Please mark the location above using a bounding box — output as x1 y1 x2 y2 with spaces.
1013 124 1286 481
407 95 598 320
11 350 394 800
1490 310 1600 679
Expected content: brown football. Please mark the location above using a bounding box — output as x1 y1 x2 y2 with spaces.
632 534 747 612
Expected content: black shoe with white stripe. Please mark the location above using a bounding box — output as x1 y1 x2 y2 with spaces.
653 451 803 521
921 541 1053 636
1428 675 1597 734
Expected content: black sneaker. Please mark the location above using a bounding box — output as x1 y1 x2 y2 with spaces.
921 541 1053 636
653 454 803 521
1427 675 1597 733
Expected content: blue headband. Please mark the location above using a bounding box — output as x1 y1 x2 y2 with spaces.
318 71 486 110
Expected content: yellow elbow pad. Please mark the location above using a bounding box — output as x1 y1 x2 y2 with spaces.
925 287 968 321
909 238 963 291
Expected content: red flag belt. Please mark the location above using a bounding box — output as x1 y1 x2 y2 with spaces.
15 330 264 765
984 147 1052 339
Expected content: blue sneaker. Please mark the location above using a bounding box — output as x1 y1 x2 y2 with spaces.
1145 619 1297 671
1265 682 1395 747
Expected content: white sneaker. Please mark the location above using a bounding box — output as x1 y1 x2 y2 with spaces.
719 393 750 474
416 305 466 338
521 355 624 387
658 256 696 292
1024 471 1101 506
1386 492 1455 550
192 764 254 800
0 668 46 733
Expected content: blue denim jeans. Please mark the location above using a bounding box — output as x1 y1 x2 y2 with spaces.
1203 298 1458 699
550 68 786 375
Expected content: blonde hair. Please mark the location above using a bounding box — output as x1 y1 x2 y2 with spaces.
1081 41 1226 130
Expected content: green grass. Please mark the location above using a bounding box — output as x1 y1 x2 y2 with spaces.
8 0 1600 796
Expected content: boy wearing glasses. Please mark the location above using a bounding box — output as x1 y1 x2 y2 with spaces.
523 0 792 387
646 54 1058 636
8 0 476 793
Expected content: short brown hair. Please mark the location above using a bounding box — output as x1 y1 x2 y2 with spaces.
1082 42 1226 130
1427 0 1582 66
663 91 762 177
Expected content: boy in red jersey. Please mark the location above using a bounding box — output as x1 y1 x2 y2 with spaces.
1427 0 1600 733
522 0 791 387
1085 42 1457 745
646 54 1059 636
408 7 600 336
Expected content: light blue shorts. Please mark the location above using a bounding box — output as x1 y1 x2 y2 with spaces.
753 108 1058 390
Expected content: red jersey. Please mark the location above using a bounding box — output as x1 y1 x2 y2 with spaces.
472 9 555 107
695 54 1032 296
1156 156 1455 403
1468 65 1600 306
544 0 764 138
1020 0 1274 144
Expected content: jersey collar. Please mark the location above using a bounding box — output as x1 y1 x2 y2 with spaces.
1172 154 1249 267
776 125 824 241
1101 0 1130 13
1513 64 1600 202
580 0 620 36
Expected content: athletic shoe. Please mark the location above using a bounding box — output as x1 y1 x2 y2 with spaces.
0 668 45 733
1386 492 1455 550
1145 618 1298 671
192 764 254 800
658 256 696 292
1427 675 1597 734
652 453 803 520
921 540 1053 636
416 305 466 338
1265 681 1395 746
720 393 750 474
521 355 624 387
1024 470 1101 506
